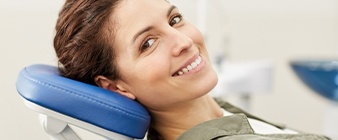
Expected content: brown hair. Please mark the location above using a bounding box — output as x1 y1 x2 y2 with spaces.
54 0 121 85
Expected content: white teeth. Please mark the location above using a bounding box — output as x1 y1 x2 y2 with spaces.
191 62 197 68
182 68 188 73
196 57 201 64
175 56 202 76
187 65 192 71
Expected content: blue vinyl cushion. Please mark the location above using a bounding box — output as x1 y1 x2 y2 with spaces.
16 64 151 139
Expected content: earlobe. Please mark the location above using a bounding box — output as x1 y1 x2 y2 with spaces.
115 85 136 100
94 76 136 100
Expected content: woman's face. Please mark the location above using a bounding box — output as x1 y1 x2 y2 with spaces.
112 0 218 110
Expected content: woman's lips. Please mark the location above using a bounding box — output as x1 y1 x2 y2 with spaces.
172 54 202 77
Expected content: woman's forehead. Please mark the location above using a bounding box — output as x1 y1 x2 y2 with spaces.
114 0 172 22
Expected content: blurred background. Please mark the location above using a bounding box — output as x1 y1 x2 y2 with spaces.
1 0 338 139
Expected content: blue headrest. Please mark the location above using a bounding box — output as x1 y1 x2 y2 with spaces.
16 64 151 139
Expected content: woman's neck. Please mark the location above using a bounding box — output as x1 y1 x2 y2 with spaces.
149 95 222 140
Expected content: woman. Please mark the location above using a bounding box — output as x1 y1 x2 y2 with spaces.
54 0 330 139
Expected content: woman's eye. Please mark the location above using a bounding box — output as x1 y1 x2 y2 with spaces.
140 38 155 52
169 14 182 26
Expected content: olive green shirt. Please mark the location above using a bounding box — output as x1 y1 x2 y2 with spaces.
177 98 330 140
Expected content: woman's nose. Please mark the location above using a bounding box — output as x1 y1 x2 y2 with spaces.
168 29 193 56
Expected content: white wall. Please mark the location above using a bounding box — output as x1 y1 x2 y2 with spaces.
1 0 337 139
1 0 66 139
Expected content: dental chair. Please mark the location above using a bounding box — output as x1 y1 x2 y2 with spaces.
15 64 151 140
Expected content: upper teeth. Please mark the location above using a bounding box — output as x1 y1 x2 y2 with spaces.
177 56 202 75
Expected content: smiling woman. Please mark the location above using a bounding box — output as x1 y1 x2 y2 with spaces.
53 0 331 140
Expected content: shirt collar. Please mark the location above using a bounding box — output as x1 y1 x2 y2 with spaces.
177 114 254 140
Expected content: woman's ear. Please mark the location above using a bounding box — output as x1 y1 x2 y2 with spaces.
94 76 136 100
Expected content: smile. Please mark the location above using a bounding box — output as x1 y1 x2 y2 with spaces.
172 55 202 77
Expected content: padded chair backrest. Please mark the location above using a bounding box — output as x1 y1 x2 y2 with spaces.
16 64 151 139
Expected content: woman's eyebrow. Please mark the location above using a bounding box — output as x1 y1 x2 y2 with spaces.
132 5 177 43
133 26 154 43
167 5 177 17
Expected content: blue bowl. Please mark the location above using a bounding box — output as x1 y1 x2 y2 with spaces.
290 60 338 102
